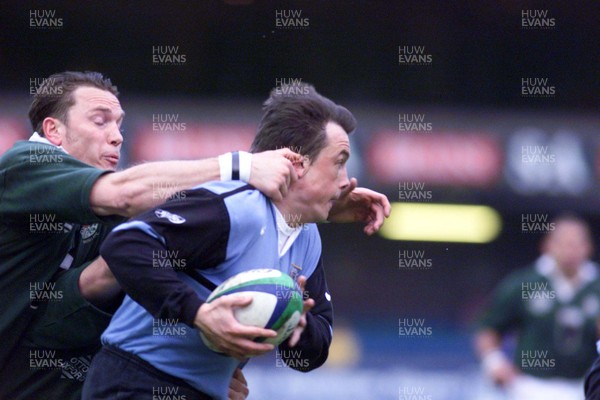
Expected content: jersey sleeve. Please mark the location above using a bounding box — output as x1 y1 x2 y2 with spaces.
477 272 525 333
278 257 333 372
100 188 230 327
0 142 118 224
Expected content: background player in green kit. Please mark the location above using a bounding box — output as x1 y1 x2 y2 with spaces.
0 71 391 399
474 215 600 400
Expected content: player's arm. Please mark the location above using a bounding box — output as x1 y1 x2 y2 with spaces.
100 225 205 325
90 148 301 218
474 328 517 386
473 275 523 386
78 256 122 309
278 258 333 372
327 177 391 235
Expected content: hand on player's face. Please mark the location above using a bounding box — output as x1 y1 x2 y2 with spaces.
194 296 277 360
328 177 392 235
288 275 315 348
249 148 301 202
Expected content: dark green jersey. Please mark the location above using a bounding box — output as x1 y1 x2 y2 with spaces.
479 256 600 379
0 141 122 371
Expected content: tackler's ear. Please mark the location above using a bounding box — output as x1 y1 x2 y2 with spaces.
42 117 65 146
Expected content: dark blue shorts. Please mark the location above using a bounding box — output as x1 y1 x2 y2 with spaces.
82 345 212 400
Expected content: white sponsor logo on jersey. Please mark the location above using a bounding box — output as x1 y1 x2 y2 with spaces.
155 209 186 224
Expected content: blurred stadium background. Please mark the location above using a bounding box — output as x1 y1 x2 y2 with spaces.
1 1 599 399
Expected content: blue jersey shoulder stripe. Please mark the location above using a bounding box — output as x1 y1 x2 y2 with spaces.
113 220 166 246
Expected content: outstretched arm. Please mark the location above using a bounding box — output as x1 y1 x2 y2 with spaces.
90 148 301 217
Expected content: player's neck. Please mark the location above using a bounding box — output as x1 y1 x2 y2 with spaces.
271 200 305 228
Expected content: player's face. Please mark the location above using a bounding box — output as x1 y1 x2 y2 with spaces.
294 121 350 223
546 221 592 276
61 86 124 170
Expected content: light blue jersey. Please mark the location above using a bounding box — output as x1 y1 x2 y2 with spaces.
101 181 322 399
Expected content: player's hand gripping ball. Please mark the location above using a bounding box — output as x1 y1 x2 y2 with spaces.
200 269 303 354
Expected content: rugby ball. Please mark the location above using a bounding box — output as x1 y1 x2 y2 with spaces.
199 269 303 354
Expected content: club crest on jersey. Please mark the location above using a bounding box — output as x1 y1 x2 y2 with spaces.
289 263 302 281
80 224 99 241
155 209 186 224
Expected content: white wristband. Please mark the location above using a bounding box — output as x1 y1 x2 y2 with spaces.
481 349 509 376
218 151 252 182
238 151 252 183
218 152 232 181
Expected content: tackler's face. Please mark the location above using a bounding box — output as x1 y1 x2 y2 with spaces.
292 121 351 223
61 86 125 171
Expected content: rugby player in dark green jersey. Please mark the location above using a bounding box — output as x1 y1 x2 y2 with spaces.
475 215 600 400
0 71 391 399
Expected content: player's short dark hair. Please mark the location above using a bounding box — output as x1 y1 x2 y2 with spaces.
28 71 119 136
250 83 356 163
